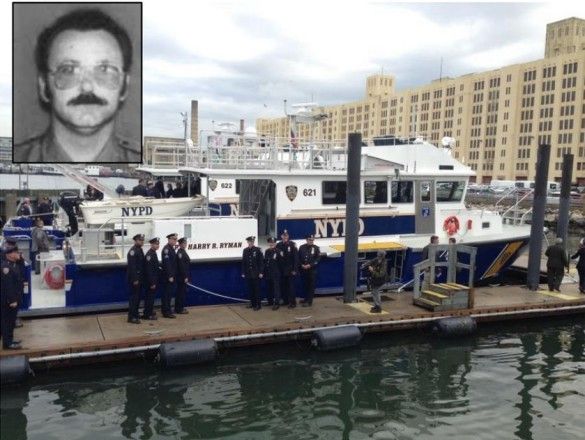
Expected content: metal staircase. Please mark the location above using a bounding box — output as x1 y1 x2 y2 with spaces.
239 179 271 218
53 164 117 198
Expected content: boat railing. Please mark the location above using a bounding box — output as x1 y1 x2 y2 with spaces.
146 137 350 171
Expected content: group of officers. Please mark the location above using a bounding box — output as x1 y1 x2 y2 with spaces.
126 233 190 324
242 230 321 310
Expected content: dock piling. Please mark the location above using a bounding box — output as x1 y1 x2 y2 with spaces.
557 153 574 253
343 133 362 303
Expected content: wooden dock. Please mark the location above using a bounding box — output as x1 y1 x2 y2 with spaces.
2 281 584 369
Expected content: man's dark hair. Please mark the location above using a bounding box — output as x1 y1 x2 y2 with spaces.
35 8 133 74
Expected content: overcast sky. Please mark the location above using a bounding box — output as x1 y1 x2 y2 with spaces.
1 0 584 140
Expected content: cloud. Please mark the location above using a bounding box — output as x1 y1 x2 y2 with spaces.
1 1 584 139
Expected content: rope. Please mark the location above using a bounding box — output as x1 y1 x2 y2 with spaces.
186 282 249 302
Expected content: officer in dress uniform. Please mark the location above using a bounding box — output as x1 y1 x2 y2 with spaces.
126 234 145 324
143 238 160 320
175 237 190 314
263 237 282 310
298 235 321 307
276 230 299 308
1 247 23 349
241 236 264 310
1 238 26 329
161 233 178 318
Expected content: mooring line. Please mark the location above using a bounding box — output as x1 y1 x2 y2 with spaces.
187 282 249 303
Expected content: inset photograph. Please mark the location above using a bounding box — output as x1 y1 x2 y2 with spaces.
12 2 142 163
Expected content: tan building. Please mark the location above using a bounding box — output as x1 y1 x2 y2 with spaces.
257 17 585 185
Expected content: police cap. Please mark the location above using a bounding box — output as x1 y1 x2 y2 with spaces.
166 233 178 239
281 229 289 237
178 237 187 244
306 234 315 240
266 237 276 243
3 245 19 255
133 234 144 241
149 237 160 244
246 236 255 242
4 238 17 247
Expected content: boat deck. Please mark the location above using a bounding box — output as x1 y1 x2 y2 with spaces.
2 282 583 365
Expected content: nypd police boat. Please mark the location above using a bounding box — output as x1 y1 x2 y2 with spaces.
4 131 532 317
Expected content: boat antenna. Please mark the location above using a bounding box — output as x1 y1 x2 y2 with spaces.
439 57 443 81
284 99 288 117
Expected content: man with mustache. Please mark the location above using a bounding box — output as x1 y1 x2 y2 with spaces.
14 7 141 163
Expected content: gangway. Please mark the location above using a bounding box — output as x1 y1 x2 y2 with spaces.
53 164 117 198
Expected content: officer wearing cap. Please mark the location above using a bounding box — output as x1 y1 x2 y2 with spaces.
126 234 145 324
276 230 299 308
1 246 23 349
1 238 26 329
299 234 321 307
175 237 190 314
142 238 160 320
263 237 282 310
241 236 264 310
161 233 178 318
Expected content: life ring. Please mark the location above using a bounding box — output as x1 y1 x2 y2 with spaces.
443 216 460 236
44 263 65 289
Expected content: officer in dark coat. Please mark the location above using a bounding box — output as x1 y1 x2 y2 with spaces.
241 236 264 310
545 237 569 292
1 247 23 349
143 238 160 320
263 237 282 310
298 235 321 307
161 233 178 318
175 237 190 314
126 234 145 324
570 239 585 294
276 230 299 308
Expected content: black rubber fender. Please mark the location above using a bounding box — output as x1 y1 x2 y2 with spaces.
312 325 363 351
0 355 30 385
159 339 217 368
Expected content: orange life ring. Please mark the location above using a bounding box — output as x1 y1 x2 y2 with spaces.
44 263 65 289
443 216 460 236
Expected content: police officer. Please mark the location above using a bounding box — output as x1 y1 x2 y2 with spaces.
175 237 190 314
276 230 299 308
1 246 23 349
263 237 282 310
126 234 145 324
1 238 26 329
161 233 178 318
299 234 320 307
545 237 569 292
241 236 264 310
143 237 160 320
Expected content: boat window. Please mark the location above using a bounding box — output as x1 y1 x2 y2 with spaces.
391 181 413 203
322 181 347 205
364 181 388 204
436 181 466 202
420 182 431 202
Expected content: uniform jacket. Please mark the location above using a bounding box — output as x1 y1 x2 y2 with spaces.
276 240 299 276
242 246 264 279
14 128 141 163
126 245 145 284
161 244 177 279
545 244 569 269
264 247 282 280
299 244 320 271
570 247 585 269
176 247 191 281
1 260 21 305
144 248 160 287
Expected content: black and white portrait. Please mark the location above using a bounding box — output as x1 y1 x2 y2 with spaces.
12 3 142 163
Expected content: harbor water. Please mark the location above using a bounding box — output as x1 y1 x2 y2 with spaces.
1 317 583 439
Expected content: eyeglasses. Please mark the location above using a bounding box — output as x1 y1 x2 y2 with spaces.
48 63 123 90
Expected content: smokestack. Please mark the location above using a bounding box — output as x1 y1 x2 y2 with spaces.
240 119 245 134
190 100 198 145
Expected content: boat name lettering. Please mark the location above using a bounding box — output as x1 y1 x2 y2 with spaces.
187 241 243 250
314 218 365 238
121 206 154 217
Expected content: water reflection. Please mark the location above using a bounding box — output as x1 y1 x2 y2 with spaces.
1 318 583 440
